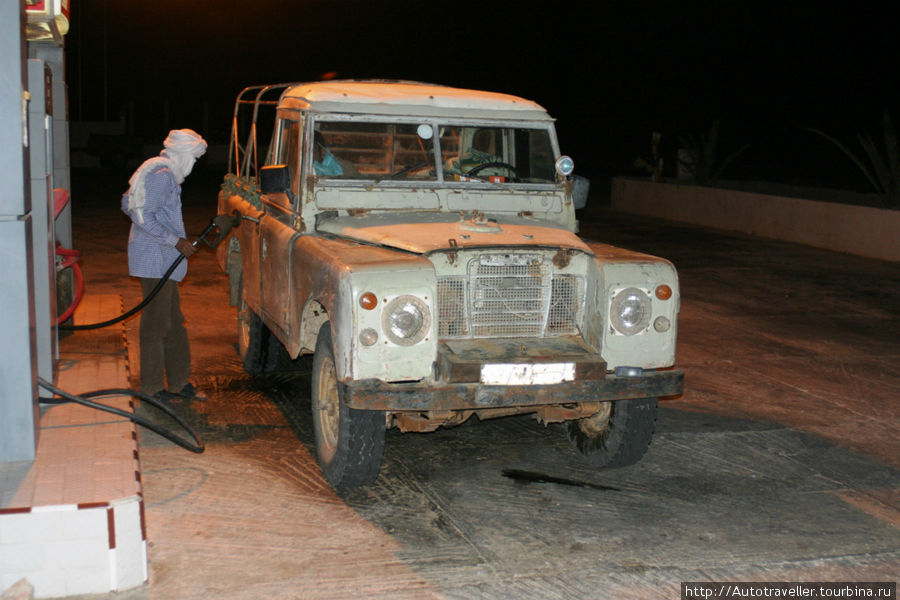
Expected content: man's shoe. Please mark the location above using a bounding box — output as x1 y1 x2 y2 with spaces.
151 389 180 402
177 382 207 401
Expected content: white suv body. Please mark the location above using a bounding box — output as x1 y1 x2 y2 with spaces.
218 80 683 488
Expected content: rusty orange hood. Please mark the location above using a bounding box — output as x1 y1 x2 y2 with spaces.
316 214 592 255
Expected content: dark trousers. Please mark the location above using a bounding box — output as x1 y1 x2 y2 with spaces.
139 278 191 394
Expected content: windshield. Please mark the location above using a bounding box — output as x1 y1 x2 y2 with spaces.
313 120 557 184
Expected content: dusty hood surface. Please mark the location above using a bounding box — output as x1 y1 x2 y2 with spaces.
317 214 593 255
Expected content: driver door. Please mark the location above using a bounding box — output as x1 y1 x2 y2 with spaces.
259 117 302 340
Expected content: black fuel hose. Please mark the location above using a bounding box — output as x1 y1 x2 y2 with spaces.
58 213 242 331
38 377 205 453
59 252 187 331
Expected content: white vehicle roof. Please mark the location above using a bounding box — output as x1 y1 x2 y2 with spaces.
278 80 553 121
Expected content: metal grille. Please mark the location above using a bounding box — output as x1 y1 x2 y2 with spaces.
470 256 550 337
436 278 467 337
547 275 585 335
436 254 585 339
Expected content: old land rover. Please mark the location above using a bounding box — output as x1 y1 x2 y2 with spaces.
217 80 683 489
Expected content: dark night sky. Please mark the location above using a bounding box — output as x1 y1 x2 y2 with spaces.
65 1 898 187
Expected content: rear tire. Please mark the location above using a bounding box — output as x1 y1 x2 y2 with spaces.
566 397 658 468
237 291 268 375
262 330 287 372
311 325 385 488
236 280 284 375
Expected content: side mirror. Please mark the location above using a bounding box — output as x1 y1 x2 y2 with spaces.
259 164 291 195
572 175 590 210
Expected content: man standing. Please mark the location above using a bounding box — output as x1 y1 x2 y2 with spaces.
121 129 207 400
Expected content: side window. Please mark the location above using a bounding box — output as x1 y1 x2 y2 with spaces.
310 121 436 180
267 119 301 210
274 119 301 170
514 128 555 182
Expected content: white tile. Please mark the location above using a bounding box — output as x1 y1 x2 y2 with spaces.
0 513 34 544
112 500 147 589
24 569 65 599
22 512 64 544
0 542 43 573
43 538 108 570
64 566 111 596
59 507 108 541
31 504 77 513
112 500 141 541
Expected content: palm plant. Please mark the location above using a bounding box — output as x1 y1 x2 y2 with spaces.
807 109 899 209
677 120 749 186
634 131 664 182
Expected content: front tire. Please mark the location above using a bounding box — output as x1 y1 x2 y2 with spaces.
311 325 385 488
566 398 658 468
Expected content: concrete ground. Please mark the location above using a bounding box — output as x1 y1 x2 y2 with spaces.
63 169 898 599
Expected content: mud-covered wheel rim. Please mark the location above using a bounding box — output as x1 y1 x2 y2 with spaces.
567 398 658 469
315 353 341 463
577 401 612 438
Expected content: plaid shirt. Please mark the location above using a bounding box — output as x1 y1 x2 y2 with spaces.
125 163 188 281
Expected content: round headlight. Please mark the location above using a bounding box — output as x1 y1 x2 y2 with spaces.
382 295 430 346
610 287 651 335
555 155 575 177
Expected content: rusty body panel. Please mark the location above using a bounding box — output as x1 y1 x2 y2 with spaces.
436 337 605 382
284 234 437 381
259 203 300 338
342 369 684 412
390 402 607 432
584 240 676 264
317 213 590 255
218 192 263 308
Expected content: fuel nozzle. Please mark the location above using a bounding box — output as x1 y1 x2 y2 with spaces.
195 211 241 249
214 211 242 233
195 211 261 249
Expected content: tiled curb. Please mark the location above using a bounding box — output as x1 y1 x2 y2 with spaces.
0 295 148 598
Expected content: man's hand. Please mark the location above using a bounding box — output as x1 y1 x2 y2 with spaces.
175 238 197 257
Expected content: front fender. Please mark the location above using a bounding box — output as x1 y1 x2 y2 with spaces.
585 242 680 369
291 236 437 382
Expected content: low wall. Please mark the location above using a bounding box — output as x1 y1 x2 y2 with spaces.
610 178 900 262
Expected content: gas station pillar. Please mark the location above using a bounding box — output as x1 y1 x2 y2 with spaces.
0 0 40 463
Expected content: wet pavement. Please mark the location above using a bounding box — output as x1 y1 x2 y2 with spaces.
64 170 898 599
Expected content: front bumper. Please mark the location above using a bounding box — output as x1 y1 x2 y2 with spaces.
343 369 684 411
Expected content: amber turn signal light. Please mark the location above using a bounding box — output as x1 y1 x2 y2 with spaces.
359 292 378 310
655 285 672 300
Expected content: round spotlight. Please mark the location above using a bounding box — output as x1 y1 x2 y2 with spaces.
555 155 575 177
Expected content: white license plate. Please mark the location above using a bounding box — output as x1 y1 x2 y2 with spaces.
480 363 575 386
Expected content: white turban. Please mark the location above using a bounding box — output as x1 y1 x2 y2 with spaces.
162 129 208 183
122 129 208 224
163 128 208 158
